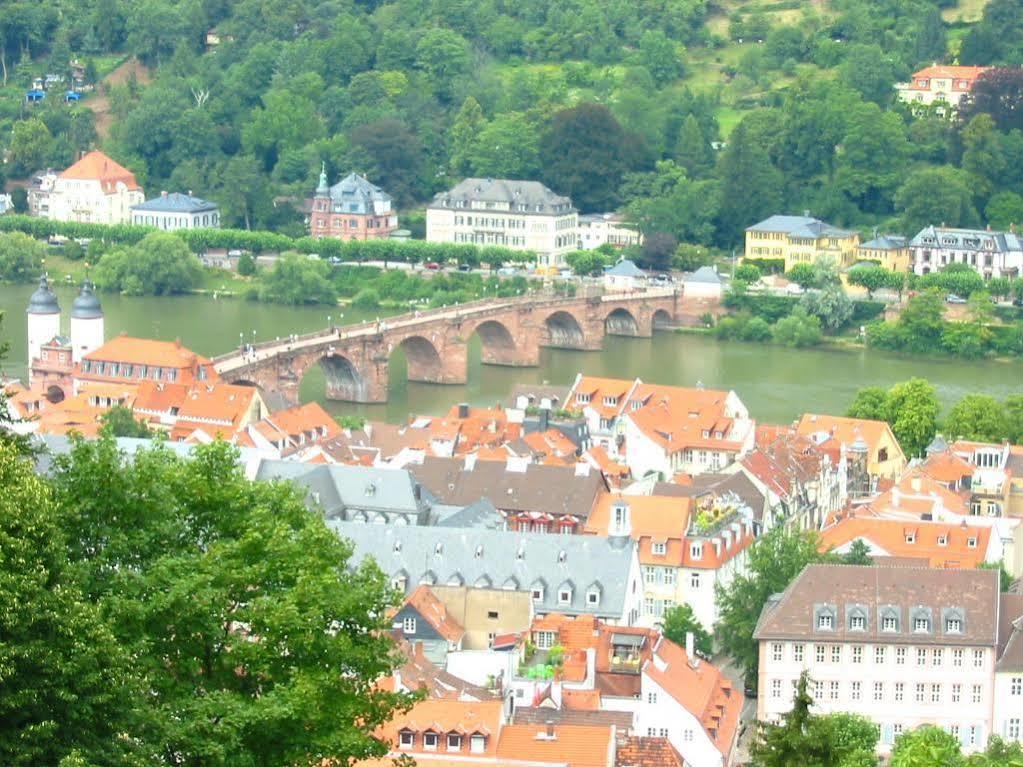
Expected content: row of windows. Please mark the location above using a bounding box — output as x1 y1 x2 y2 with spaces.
643 597 675 618
769 677 985 705
644 726 695 742
133 213 218 228
452 232 528 247
398 731 487 752
815 605 964 635
453 216 527 229
771 641 985 668
81 359 201 382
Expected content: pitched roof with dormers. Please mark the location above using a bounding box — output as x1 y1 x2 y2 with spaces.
80 335 217 386
795 413 903 464
626 388 749 455
496 724 613 767
59 150 140 192
568 376 640 420
754 564 1000 647
644 637 741 757
819 516 991 569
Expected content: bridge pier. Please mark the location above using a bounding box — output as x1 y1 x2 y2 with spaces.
481 344 541 367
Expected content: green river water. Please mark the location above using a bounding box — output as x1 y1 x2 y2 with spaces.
2 283 1021 424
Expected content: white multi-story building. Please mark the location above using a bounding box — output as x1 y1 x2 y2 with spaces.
577 213 642 250
46 151 144 224
910 225 1023 279
895 65 990 113
754 564 1002 754
426 178 578 267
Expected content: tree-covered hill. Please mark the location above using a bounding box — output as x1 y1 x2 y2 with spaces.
2 0 1023 249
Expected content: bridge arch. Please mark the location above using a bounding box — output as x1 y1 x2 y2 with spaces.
604 307 640 336
319 352 369 401
652 308 673 330
543 310 586 348
394 334 445 384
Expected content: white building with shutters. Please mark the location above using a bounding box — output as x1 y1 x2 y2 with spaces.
754 564 1003 755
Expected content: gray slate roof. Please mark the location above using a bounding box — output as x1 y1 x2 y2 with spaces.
997 594 1023 672
430 178 574 215
321 173 391 215
910 225 1023 253
746 214 854 239
27 274 60 315
332 520 636 618
754 564 999 647
71 279 102 319
859 234 907 250
606 259 645 277
132 192 218 213
685 265 722 284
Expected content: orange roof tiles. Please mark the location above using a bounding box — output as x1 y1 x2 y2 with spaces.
60 150 141 191
911 65 988 86
403 586 465 644
819 516 990 569
264 401 340 441
375 698 504 756
496 724 613 767
627 389 744 454
644 637 741 756
81 335 216 386
921 450 974 483
561 689 602 712
866 468 970 518
615 736 685 767
586 493 691 541
796 413 892 451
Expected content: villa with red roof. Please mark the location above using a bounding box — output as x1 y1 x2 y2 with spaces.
896 65 990 113
47 150 144 224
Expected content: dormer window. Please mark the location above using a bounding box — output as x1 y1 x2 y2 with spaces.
968 537 978 548
424 733 439 750
652 541 667 556
400 731 415 749
576 393 590 404
470 735 486 753
905 533 915 545
850 615 866 631
447 734 462 750
403 617 417 634
587 588 600 605
818 614 833 630
937 535 947 547
558 588 572 604
914 617 930 633
881 612 899 632
531 586 544 601
946 618 962 634
603 395 618 407
690 542 703 560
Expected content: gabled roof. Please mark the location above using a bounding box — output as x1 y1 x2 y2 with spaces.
615 736 685 767
859 234 907 250
626 388 746 454
60 151 140 191
403 585 465 644
585 493 691 542
431 178 574 215
795 413 901 458
605 259 645 277
746 214 855 239
685 266 722 284
910 65 988 81
83 335 214 371
496 724 613 767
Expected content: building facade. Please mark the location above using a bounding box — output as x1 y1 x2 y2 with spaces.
896 65 990 113
745 215 860 271
909 225 1023 279
856 235 911 272
426 178 578 267
755 565 1001 754
131 191 220 230
309 168 397 241
577 213 642 250
47 151 144 224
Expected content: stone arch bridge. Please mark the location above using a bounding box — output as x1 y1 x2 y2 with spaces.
213 287 682 404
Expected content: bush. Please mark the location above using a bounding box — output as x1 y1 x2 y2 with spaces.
351 288 381 309
236 253 256 276
740 316 772 341
723 292 799 323
772 307 822 347
91 232 203 296
742 257 785 275
850 300 885 324
734 263 761 282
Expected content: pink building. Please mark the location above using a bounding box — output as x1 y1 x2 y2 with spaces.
309 166 397 241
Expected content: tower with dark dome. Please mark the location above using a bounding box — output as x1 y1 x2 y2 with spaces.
26 274 61 376
70 278 104 362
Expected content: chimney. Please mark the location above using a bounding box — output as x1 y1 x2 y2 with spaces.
161 190 168 198
686 631 695 658
458 403 469 419
539 409 549 432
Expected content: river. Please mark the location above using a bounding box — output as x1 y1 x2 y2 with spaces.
2 283 1021 424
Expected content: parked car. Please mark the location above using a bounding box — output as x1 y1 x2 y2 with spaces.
652 273 671 284
497 266 517 277
946 293 967 304
457 263 472 272
425 262 441 271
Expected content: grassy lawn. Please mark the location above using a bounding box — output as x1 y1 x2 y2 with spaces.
943 0 989 23
197 268 252 295
40 251 91 285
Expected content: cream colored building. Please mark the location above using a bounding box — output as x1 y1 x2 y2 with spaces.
47 151 144 225
745 214 860 271
426 178 578 267
755 565 1001 755
429 585 533 650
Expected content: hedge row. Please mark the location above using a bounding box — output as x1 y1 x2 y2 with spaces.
741 257 786 275
0 214 538 265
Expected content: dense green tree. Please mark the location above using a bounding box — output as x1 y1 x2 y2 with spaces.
840 44 899 105
716 121 784 246
564 250 610 276
7 118 52 177
661 604 712 656
0 441 143 766
847 266 904 298
350 118 426 208
986 192 1023 230
960 68 1023 133
944 394 1009 442
800 286 854 330
218 155 270 231
785 263 817 289
100 405 154 438
126 0 188 66
49 437 413 766
540 103 643 212
895 166 979 235
898 289 948 350
638 30 684 86
752 673 878 767
846 386 888 421
470 113 541 179
890 725 963 767
257 253 337 305
674 114 715 179
772 307 823 347
836 105 910 213
884 377 940 457
0 231 45 282
449 96 486 176
715 526 824 676
914 7 947 64
242 88 325 173
92 232 203 296
415 27 471 101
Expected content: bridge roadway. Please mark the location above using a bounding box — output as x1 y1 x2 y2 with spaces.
213 286 682 404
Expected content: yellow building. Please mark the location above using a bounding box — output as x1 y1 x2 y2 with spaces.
745 214 860 271
856 234 911 272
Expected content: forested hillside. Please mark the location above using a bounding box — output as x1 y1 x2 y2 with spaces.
2 0 1023 248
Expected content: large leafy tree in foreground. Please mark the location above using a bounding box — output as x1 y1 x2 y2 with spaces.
48 437 412 766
